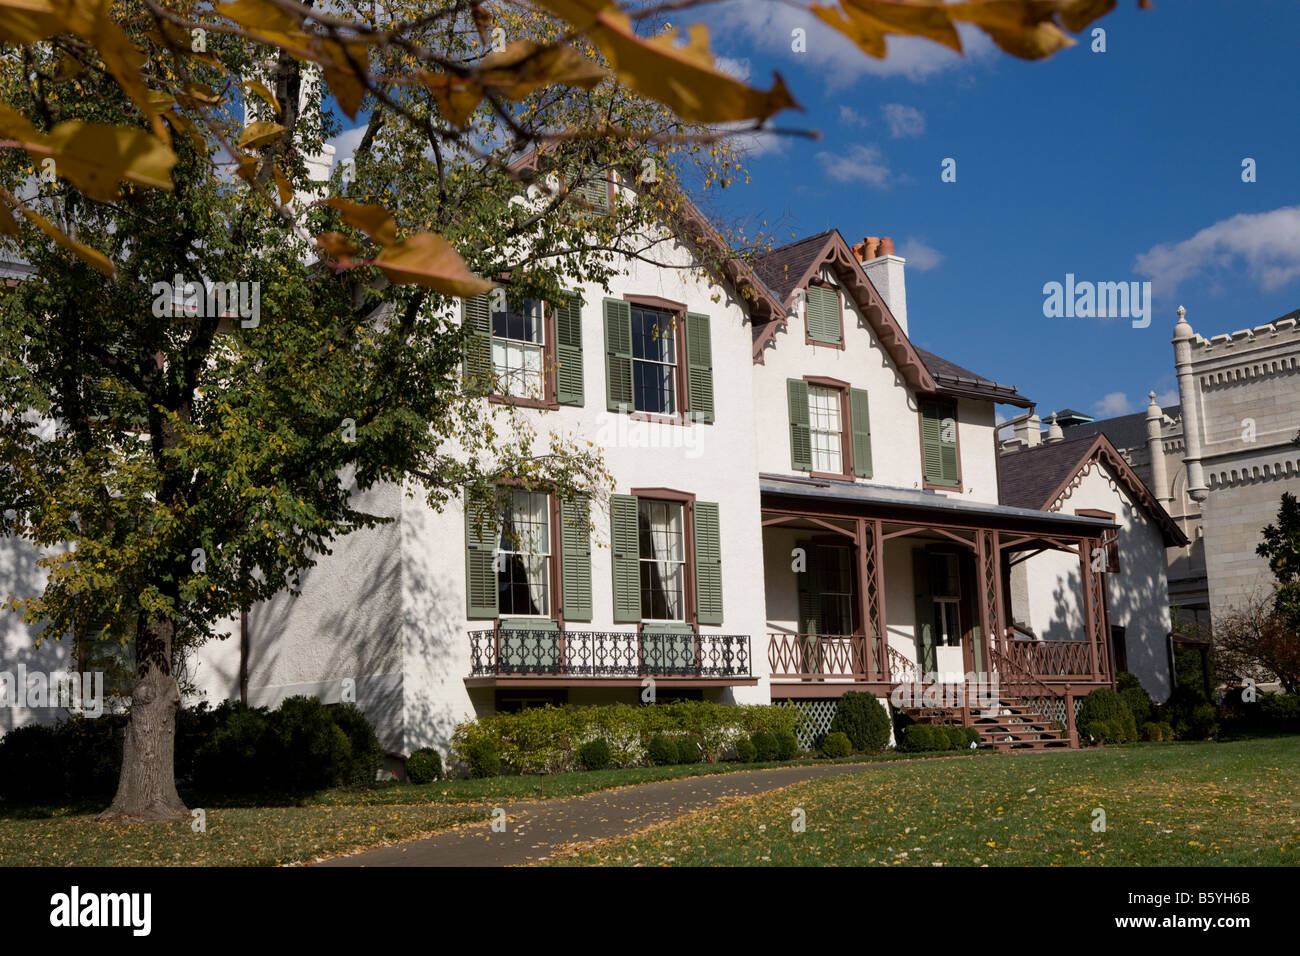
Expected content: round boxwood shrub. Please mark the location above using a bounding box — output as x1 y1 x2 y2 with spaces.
463 739 501 778
830 691 891 753
734 738 758 763
942 725 969 750
775 731 799 761
901 724 937 752
964 727 981 748
1083 720 1112 745
1116 711 1139 744
1179 704 1219 740
330 704 384 786
1079 688 1132 730
647 734 678 766
1141 721 1163 742
406 748 443 784
676 737 701 764
578 737 612 771
750 730 778 762
821 731 852 758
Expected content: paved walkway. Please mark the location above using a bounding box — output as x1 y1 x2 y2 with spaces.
316 762 891 867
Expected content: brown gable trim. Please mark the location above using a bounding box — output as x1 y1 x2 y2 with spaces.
750 232 935 392
1044 434 1188 547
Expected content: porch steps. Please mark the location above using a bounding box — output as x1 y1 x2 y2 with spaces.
904 696 1073 751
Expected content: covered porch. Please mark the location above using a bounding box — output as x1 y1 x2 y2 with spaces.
760 475 1117 747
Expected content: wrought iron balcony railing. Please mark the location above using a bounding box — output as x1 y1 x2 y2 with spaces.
468 629 753 679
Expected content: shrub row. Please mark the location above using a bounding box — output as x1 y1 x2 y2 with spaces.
0 698 384 802
901 723 980 752
449 700 805 775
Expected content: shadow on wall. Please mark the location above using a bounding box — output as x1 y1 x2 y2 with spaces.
0 536 75 733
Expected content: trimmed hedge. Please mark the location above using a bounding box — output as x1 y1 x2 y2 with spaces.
734 738 757 763
676 737 702 764
750 731 778 762
0 697 387 801
406 748 443 783
775 731 799 761
463 739 501 778
829 692 891 752
901 723 978 752
450 700 805 775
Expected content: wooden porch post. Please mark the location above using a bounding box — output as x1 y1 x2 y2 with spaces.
855 517 879 682
1065 687 1078 748
1080 538 1100 682
874 518 888 680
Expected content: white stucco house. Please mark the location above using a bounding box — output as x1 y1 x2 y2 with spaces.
2 175 1182 755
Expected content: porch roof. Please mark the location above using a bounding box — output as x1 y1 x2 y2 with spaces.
759 473 1114 537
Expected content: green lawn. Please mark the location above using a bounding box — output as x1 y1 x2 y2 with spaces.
548 737 1300 866
0 752 962 866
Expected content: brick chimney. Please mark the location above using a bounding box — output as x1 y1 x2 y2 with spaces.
853 234 908 336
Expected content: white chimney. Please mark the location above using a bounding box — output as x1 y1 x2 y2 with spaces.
1014 413 1042 447
854 236 908 336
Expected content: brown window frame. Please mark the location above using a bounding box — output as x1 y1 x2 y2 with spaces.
629 487 698 630
918 396 964 493
623 294 691 426
487 298 561 411
803 375 854 480
804 278 846 351
492 482 566 629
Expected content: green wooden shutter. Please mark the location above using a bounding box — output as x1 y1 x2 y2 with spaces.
921 400 959 487
578 174 609 211
850 387 873 478
683 312 715 424
913 549 937 675
604 298 634 412
465 491 500 619
806 285 841 344
787 378 812 471
555 291 584 407
559 496 592 622
610 493 641 622
693 501 723 625
462 294 492 391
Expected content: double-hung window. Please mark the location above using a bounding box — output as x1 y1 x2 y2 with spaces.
787 378 872 479
491 299 545 400
929 552 962 647
638 498 686 621
630 306 678 416
808 385 844 475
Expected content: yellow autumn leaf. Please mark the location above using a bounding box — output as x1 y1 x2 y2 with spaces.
271 165 293 205
373 232 495 296
238 121 286 151
16 118 178 201
0 0 66 45
242 79 281 115
478 40 608 99
0 198 18 235
534 0 798 122
321 199 398 246
416 72 484 129
21 207 114 276
216 0 314 59
947 1 1075 59
314 231 361 265
812 0 961 59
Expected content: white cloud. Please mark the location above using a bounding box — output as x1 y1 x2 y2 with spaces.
816 144 891 186
882 103 925 138
728 124 788 158
1135 205 1300 298
706 4 995 90
1092 392 1135 417
715 57 752 82
1154 388 1180 408
839 105 869 128
326 125 367 171
897 237 942 271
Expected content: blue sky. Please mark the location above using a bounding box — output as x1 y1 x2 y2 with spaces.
327 1 1300 423
688 0 1300 421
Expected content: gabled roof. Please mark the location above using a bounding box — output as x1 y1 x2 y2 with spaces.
750 229 935 391
915 347 1034 408
1062 407 1179 452
998 432 1187 546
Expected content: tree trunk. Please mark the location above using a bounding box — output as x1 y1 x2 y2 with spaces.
99 620 188 823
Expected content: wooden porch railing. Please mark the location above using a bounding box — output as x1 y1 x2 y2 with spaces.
767 633 868 681
989 644 1077 746
1002 639 1093 679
